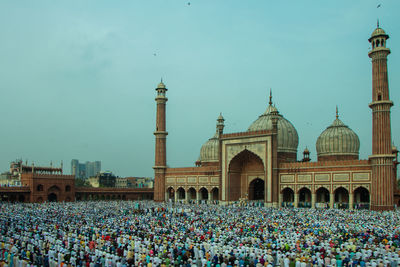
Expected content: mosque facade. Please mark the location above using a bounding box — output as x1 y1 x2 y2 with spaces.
153 25 400 211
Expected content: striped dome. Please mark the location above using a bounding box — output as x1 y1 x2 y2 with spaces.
248 104 299 154
198 115 224 163
316 117 360 158
199 133 219 162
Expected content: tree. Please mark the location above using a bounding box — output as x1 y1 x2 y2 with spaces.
75 178 91 187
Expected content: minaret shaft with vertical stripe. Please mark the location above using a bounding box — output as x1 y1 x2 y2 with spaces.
368 25 395 210
153 81 168 202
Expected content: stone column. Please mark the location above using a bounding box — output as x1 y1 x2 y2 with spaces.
349 193 354 210
330 193 335 209
174 192 177 203
196 190 201 203
279 193 283 208
185 191 189 203
294 193 299 208
311 193 316 209
208 192 212 203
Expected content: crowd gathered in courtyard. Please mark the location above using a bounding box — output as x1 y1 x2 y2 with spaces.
1 201 400 267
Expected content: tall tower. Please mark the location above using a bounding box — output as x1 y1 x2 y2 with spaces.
368 23 395 210
153 80 168 202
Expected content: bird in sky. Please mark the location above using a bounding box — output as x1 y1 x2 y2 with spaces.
187 2 191 6
377 4 381 8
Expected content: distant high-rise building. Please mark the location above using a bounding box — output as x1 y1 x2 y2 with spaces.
86 161 101 178
71 160 101 179
71 159 79 178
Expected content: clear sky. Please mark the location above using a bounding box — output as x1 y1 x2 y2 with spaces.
0 1 399 177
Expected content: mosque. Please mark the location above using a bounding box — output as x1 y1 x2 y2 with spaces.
153 24 399 211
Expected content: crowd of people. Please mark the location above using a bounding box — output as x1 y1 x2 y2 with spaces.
0 201 400 267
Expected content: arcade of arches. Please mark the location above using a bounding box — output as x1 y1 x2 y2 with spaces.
166 187 219 202
281 186 371 209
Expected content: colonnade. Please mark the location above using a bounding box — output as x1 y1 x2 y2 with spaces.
279 186 370 209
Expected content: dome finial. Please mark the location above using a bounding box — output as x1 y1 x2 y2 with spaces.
217 112 224 122
269 88 273 106
336 105 339 119
377 18 379 28
157 78 166 89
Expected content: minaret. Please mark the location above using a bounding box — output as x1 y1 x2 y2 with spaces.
217 113 225 136
302 147 310 162
368 23 395 210
153 80 168 202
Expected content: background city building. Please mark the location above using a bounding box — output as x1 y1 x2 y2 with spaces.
88 171 116 188
115 177 153 188
0 161 154 202
71 159 101 179
0 172 21 187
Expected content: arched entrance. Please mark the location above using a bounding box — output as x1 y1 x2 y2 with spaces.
354 187 370 209
316 187 330 208
282 187 294 207
298 187 311 208
47 185 61 202
188 188 196 201
211 188 219 201
248 178 264 200
166 187 175 201
176 188 185 200
48 193 57 202
199 188 208 200
228 149 264 201
334 187 349 209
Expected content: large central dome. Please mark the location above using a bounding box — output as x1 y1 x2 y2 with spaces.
248 94 299 154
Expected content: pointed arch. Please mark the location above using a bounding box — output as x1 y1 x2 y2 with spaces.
353 186 370 209
248 178 264 200
334 186 349 209
298 187 311 208
210 187 219 201
176 187 185 200
228 149 265 201
48 185 61 193
281 187 294 201
166 187 175 200
199 187 208 200
228 149 265 171
187 187 196 200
